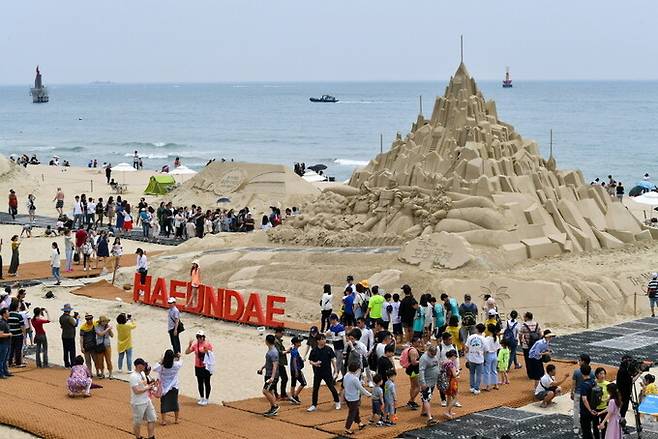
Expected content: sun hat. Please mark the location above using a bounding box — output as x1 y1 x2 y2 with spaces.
652 273 657 279
192 260 200 266
84 313 93 319
167 297 176 304
98 315 109 323
543 329 557 338
360 279 369 288
61 303 73 312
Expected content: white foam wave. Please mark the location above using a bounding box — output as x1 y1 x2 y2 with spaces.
334 159 369 167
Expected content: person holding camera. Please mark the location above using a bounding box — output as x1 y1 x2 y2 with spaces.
117 313 137 373
32 307 51 368
94 315 114 379
59 304 79 368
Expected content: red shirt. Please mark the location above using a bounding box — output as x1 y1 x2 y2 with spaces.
75 229 88 247
32 318 50 336
190 340 213 368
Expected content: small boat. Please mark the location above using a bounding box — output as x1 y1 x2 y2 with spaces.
502 67 513 88
310 95 339 103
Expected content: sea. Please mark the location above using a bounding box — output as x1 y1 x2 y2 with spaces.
0 80 657 185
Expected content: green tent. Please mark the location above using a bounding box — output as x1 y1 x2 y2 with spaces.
143 175 176 195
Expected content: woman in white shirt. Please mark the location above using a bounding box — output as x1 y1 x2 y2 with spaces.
153 349 183 425
135 248 148 285
50 242 61 285
261 215 272 230
320 284 333 332
482 323 502 391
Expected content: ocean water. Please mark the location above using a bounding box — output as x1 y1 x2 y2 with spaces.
0 80 657 184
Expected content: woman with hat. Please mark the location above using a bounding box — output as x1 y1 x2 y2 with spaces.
94 315 114 379
79 313 100 375
185 330 214 405
187 260 201 309
527 329 556 386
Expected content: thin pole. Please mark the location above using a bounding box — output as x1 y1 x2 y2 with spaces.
460 35 464 63
419 95 423 115
549 129 553 157
634 292 637 316
380 134 383 154
586 300 590 329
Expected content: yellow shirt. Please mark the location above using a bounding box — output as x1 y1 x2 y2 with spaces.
597 380 610 410
446 325 462 350
484 318 498 336
116 321 136 353
645 383 658 395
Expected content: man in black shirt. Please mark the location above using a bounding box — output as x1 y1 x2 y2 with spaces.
399 285 417 343
307 334 340 412
377 343 395 381
0 308 12 378
579 364 600 439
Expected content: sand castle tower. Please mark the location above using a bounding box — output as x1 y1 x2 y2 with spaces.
278 56 654 262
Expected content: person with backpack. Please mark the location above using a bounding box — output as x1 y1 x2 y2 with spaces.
442 349 460 419
418 344 440 425
458 294 478 343
319 284 333 332
527 329 556 386
503 310 521 370
401 335 422 410
580 364 602 439
646 272 658 318
519 311 541 380
534 363 569 407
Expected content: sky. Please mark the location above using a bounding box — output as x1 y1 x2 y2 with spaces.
1 0 657 84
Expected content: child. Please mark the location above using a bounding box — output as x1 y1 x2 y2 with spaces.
445 315 463 354
384 369 397 425
370 374 384 425
443 349 460 419
498 339 511 384
343 362 371 435
289 336 306 404
641 373 657 399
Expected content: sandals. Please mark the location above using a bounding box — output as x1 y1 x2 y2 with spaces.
343 430 354 435
427 418 438 425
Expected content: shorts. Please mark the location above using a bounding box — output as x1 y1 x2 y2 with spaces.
650 296 658 308
392 323 403 335
535 390 549 401
421 385 435 402
263 375 279 392
131 401 157 425
291 370 307 387
384 401 394 415
372 400 383 415
405 364 419 378
56 200 64 208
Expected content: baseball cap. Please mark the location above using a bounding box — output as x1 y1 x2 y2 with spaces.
196 330 205 337
488 309 498 316
167 297 176 304
291 336 302 344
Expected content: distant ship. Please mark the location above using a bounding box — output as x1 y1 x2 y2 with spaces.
310 95 339 103
30 66 49 103
502 67 513 88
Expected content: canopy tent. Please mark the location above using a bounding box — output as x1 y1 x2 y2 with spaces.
168 165 197 182
111 162 137 184
143 175 176 195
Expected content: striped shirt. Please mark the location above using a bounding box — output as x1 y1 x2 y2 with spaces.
648 279 658 298
8 311 24 336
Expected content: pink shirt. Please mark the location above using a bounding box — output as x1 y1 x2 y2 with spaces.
191 340 213 368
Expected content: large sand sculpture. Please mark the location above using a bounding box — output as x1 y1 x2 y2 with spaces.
273 61 655 266
167 161 319 213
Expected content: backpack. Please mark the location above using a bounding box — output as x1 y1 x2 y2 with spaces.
367 345 379 370
347 346 363 370
503 321 518 345
399 346 413 369
524 323 541 348
461 305 476 327
588 382 603 409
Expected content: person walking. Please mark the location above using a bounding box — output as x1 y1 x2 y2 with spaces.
503 310 521 369
32 307 51 368
96 231 109 270
465 323 486 394
307 333 341 412
59 304 78 367
320 284 333 332
116 313 136 373
0 307 11 378
8 189 18 220
50 242 61 285
647 272 658 318
343 361 372 434
8 235 20 277
135 248 148 285
153 349 183 425
64 229 74 272
482 323 501 391
53 187 65 216
185 330 214 405
259 334 281 417
26 194 36 224
130 358 157 439
94 315 114 379
571 354 594 435
273 327 289 400
418 344 440 425
167 297 181 354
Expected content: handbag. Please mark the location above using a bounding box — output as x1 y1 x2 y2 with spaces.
150 379 162 398
170 314 185 334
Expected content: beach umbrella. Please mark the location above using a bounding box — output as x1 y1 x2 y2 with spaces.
308 164 327 172
111 162 137 184
168 165 197 183
636 181 656 190
632 191 658 206
629 186 645 197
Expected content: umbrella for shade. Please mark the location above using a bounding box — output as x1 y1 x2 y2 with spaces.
168 165 197 183
111 162 137 184
636 181 656 190
307 164 327 172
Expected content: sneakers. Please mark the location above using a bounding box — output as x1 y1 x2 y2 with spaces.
335 402 341 410
264 405 279 417
469 388 481 395
441 400 447 407
454 401 462 408
307 405 317 412
197 398 208 405
406 401 419 410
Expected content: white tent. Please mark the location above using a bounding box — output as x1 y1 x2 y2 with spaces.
168 165 197 182
111 162 136 184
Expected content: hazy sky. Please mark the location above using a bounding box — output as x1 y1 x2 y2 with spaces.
1 0 656 84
